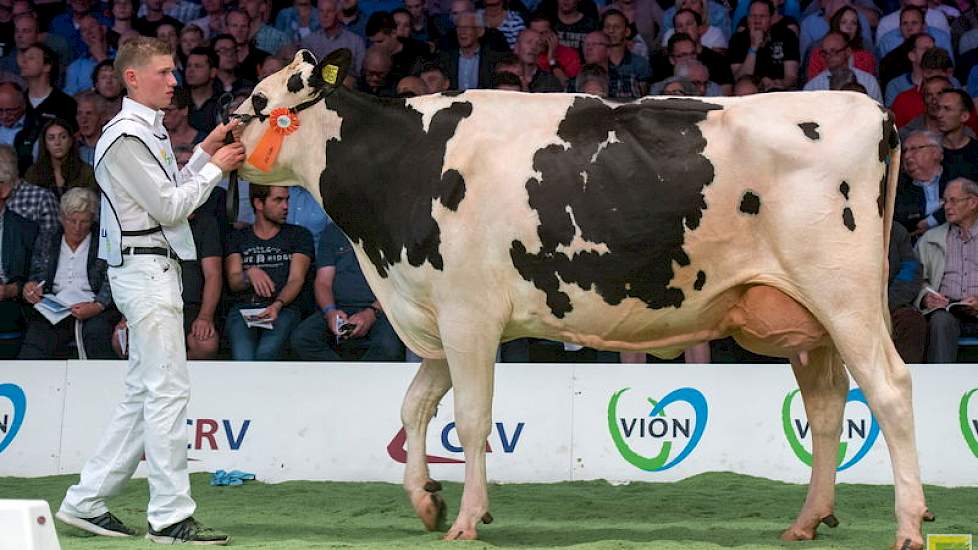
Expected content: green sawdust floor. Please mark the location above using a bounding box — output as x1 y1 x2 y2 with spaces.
2 472 976 549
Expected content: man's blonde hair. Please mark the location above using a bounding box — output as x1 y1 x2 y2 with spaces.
114 37 172 83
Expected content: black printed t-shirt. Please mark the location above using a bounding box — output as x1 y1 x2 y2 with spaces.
728 24 799 81
181 211 224 306
227 223 314 308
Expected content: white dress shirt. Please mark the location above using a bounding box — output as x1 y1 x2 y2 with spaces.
53 234 95 302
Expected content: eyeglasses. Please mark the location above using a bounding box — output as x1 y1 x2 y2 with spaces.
943 196 974 205
903 144 938 153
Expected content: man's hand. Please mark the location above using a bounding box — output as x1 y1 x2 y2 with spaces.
749 29 766 49
71 301 104 320
200 119 242 156
191 317 216 340
22 281 43 304
257 301 281 322
0 283 18 301
211 142 246 172
923 290 950 310
347 308 376 338
962 296 978 315
247 266 276 297
327 309 349 336
543 31 557 60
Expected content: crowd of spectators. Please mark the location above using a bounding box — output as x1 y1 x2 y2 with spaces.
2 0 978 363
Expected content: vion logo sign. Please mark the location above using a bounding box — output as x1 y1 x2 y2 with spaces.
961 388 978 460
0 384 26 454
782 388 879 471
607 387 708 471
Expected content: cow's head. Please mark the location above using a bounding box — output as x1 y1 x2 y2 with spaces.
235 48 351 194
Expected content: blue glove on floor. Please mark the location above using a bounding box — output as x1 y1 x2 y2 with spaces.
210 469 256 486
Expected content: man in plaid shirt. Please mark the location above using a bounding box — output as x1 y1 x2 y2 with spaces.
4 157 59 269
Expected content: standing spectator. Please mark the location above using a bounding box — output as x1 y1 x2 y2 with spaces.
479 0 525 50
803 31 882 102
134 0 185 37
241 0 292 56
0 144 38 359
291 223 404 361
805 6 876 81
66 16 114 95
529 12 579 88
24 119 95 201
436 11 506 90
603 9 650 98
512 28 563 91
74 91 107 165
896 130 951 236
366 11 430 83
136 0 201 24
937 89 978 182
888 221 927 363
19 187 119 360
224 185 313 361
14 43 77 174
0 82 25 147
729 0 799 91
188 0 227 38
915 177 978 363
554 0 597 50
275 0 320 42
300 0 366 80
184 46 222 134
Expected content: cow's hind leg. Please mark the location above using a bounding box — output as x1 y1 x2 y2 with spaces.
401 358 452 532
780 346 848 542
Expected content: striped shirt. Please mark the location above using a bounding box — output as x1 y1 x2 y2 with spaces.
939 223 978 300
479 9 525 50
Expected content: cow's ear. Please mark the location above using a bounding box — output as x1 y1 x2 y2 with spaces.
310 48 352 91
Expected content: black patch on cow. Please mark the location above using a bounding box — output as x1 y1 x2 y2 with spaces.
300 50 316 65
798 122 820 140
440 90 464 97
694 270 706 291
318 88 473 276
287 73 304 93
879 109 898 163
510 96 721 318
251 93 268 116
839 181 850 200
739 191 761 215
878 174 886 217
843 207 856 231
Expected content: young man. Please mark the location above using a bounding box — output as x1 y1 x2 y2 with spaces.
55 36 244 545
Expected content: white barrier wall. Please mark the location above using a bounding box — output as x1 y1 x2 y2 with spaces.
1 361 976 486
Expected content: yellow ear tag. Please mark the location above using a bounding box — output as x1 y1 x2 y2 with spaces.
322 64 339 85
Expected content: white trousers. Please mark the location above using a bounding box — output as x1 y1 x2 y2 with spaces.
60 255 195 530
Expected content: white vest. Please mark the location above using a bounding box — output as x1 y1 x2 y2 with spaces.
94 110 198 267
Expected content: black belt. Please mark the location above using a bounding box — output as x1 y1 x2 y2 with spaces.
122 247 176 257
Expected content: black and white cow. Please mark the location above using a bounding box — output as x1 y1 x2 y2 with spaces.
235 49 930 549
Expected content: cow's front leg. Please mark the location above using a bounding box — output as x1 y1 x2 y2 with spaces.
781 346 848 542
401 358 452 532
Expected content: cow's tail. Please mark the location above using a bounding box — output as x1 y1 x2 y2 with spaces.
881 110 901 332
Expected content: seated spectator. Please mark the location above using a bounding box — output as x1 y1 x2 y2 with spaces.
178 24 206 63
92 59 124 118
188 0 227 38
224 185 313 361
240 0 291 57
603 9 651 98
805 6 875 81
651 32 733 96
937 89 978 182
396 75 428 96
0 82 26 147
0 144 59 245
900 75 952 140
137 0 202 24
403 0 442 47
651 57 721 96
885 33 939 106
664 0 731 46
732 74 760 95
419 61 452 92
164 87 204 149
24 119 96 201
437 0 510 54
65 16 114 95
891 47 961 128
257 55 285 80
366 11 431 84
661 7 728 52
659 76 698 95
287 185 331 249
212 33 256 92
529 13 580 89
896 130 951 236
436 11 507 90
876 1 951 60
604 0 663 52
225 10 269 82
14 42 77 175
0 147 38 358
299 0 366 81
183 47 222 135
358 46 397 96
493 69 524 90
157 22 184 82
19 188 118 359
74 91 108 165
916 177 978 362
393 8 413 39
134 0 185 37
729 0 799 91
108 0 137 47
889 221 927 363
803 31 882 102
479 0 525 50
275 0 321 43
553 0 598 51
290 223 404 361
574 63 609 96
880 28 929 93
178 196 226 360
510 29 563 92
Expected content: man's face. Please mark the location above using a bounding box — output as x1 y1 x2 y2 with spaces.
455 15 480 48
16 46 46 79
748 3 772 33
0 0 11 22
674 12 700 41
69 0 90 15
936 93 969 133
227 12 251 44
420 69 449 92
405 0 424 21
669 39 696 66
95 66 123 98
76 99 101 136
13 16 38 49
529 19 554 41
943 183 978 225
582 31 609 64
79 16 104 47
258 187 289 223
214 38 238 70
602 14 628 46
201 0 222 13
143 0 163 12
0 88 24 127
369 30 398 53
394 11 411 37
162 101 187 131
180 29 202 55
687 65 708 95
900 11 924 37
902 135 942 180
364 56 390 88
821 34 849 71
923 80 949 116
112 0 133 20
318 0 338 29
127 54 177 110
243 0 264 21
557 0 577 13
0 179 13 213
514 30 540 63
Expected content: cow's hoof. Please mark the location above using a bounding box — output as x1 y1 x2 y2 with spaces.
424 480 443 493
922 510 935 522
891 537 924 550
779 526 816 541
481 512 493 525
442 526 478 541
821 514 839 528
411 489 446 532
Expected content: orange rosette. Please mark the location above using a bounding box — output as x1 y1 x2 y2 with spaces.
247 108 300 172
